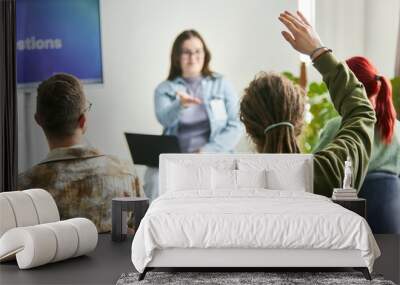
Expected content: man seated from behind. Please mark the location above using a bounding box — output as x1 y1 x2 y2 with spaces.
18 73 144 233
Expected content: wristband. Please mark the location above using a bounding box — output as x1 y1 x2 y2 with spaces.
311 48 332 62
309 46 326 58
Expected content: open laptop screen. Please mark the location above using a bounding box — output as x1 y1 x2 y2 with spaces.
125 133 181 167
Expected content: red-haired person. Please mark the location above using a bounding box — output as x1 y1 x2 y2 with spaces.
314 56 400 177
314 57 399 233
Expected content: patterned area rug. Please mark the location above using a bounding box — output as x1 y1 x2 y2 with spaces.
116 271 395 285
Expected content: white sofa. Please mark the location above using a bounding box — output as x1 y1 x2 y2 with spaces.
0 189 98 269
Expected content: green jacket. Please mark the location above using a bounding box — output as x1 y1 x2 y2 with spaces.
314 117 400 176
312 52 376 196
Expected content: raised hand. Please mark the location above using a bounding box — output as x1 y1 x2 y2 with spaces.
176 91 202 107
279 11 325 58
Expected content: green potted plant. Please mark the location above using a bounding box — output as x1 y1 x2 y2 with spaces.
283 73 400 153
283 71 338 153
391 77 400 120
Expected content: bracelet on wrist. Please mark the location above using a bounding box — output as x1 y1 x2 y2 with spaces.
309 46 326 58
311 48 332 62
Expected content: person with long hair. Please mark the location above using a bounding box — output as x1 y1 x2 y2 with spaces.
145 30 242 200
314 57 400 233
155 30 242 154
240 11 376 197
314 56 400 176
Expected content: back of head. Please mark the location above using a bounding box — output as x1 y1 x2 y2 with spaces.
36 73 85 138
346 56 396 144
240 72 305 153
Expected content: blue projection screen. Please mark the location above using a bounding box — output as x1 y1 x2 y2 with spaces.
16 0 103 86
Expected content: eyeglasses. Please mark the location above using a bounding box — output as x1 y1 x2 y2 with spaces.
83 101 93 114
181 49 204 58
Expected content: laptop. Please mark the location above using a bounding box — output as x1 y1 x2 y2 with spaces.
124 133 181 167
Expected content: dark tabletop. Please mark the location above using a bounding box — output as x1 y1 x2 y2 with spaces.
0 234 134 285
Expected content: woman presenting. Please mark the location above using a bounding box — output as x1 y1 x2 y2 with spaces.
144 30 242 200
154 30 242 153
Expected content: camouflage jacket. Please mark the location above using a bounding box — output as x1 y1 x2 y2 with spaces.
18 145 144 233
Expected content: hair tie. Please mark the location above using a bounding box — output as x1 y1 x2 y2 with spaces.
375 75 382 81
264 122 294 134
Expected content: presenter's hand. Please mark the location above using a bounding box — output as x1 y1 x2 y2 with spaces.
176 91 202 108
279 11 323 56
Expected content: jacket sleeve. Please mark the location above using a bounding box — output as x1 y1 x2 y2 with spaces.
201 79 243 153
154 82 183 128
312 52 376 196
312 117 341 153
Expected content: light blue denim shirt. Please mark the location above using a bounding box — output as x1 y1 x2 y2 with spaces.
154 74 243 153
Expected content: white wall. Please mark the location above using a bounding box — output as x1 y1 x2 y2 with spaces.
364 0 400 77
18 0 400 176
315 0 399 78
315 0 365 64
